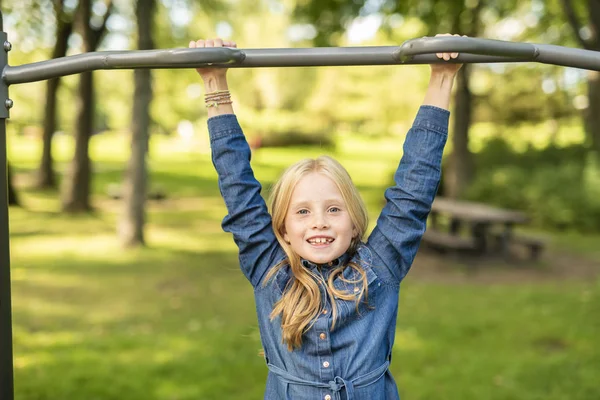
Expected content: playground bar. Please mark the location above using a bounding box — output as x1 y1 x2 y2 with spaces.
4 37 600 85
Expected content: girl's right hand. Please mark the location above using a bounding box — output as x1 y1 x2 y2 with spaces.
189 38 237 82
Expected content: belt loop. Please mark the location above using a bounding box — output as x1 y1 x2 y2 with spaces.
344 379 355 399
285 382 291 400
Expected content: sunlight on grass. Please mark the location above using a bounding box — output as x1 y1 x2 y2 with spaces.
393 328 426 351
11 270 87 288
14 352 55 370
20 331 87 349
147 227 236 253
13 234 123 259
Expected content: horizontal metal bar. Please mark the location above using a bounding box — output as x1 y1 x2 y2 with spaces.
399 36 600 71
3 48 245 84
3 37 600 86
398 36 539 59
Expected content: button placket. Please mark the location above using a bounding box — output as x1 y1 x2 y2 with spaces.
316 299 334 383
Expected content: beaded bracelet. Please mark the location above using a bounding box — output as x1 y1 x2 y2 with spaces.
204 89 232 108
205 99 233 108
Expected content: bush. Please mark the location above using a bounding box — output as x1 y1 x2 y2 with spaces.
465 141 600 232
239 110 335 149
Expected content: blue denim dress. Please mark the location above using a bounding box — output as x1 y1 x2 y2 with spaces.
207 106 448 400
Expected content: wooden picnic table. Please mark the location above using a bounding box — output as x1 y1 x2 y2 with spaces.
423 197 544 259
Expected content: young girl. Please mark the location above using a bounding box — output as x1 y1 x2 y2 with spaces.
191 36 462 400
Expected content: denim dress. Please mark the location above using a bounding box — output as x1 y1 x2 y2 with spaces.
207 106 448 400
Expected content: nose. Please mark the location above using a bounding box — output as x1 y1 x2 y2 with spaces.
312 211 329 229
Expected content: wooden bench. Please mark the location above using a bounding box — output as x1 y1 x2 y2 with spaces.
421 229 477 252
490 232 546 260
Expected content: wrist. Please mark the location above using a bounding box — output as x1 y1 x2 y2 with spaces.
203 74 229 92
428 71 456 93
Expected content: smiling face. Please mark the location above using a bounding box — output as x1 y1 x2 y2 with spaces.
283 172 357 265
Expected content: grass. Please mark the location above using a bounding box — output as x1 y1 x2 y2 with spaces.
7 129 600 399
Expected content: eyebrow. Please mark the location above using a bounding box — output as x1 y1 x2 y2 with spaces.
289 199 344 208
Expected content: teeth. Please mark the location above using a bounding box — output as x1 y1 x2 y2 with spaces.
309 238 333 244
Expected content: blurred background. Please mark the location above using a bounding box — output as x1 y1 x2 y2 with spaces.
2 0 599 399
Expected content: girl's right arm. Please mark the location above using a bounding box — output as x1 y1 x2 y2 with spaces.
366 35 462 283
193 39 284 287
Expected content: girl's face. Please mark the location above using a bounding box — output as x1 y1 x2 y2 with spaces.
283 172 357 265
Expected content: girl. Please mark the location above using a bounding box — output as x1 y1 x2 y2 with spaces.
191 36 462 400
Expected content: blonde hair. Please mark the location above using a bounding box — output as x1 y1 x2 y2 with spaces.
265 155 370 351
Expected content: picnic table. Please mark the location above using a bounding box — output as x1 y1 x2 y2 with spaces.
422 196 545 259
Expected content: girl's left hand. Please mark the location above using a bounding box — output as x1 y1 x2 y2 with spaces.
430 33 464 76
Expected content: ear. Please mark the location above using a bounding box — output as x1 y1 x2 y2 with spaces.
352 226 358 238
283 230 290 243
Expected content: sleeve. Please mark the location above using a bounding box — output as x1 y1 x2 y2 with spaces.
366 105 449 283
208 114 284 287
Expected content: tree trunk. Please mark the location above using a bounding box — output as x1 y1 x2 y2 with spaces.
118 0 156 247
7 163 18 206
562 0 600 152
61 71 94 212
37 13 74 189
444 65 474 198
585 71 600 152
60 0 112 212
443 2 480 200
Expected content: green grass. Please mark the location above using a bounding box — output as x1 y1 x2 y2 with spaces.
7 130 600 399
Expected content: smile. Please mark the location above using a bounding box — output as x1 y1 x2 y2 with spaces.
307 237 334 245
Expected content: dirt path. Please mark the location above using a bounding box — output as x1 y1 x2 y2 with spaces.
410 248 600 285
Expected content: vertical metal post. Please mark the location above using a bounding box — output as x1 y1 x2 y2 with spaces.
0 9 15 400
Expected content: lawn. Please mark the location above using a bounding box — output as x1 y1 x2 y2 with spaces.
7 128 600 399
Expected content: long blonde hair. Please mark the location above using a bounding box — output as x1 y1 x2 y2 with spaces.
265 155 369 351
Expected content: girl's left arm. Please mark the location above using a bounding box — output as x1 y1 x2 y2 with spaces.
367 45 461 283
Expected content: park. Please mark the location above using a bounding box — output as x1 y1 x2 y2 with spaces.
1 0 600 399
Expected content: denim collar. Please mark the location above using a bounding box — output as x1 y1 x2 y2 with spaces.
300 252 350 270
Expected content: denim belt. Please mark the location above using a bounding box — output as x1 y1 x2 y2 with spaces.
267 361 389 400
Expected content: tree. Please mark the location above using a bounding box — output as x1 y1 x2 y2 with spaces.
561 0 600 152
36 0 77 189
7 163 18 206
118 0 156 247
61 0 113 212
293 0 522 198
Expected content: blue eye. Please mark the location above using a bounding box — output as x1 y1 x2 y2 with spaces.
329 207 340 213
298 209 309 215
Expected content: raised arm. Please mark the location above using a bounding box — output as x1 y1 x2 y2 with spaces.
193 39 283 287
367 34 462 282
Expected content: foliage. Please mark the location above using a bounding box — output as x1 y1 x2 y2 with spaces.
465 137 600 231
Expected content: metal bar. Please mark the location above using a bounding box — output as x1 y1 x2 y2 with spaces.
0 10 14 400
3 47 245 85
0 119 11 400
4 37 600 86
398 36 600 71
398 36 540 59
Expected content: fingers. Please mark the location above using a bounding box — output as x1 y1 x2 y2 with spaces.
435 33 463 61
190 38 236 48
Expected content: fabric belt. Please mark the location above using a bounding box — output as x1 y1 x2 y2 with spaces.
267 361 389 400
